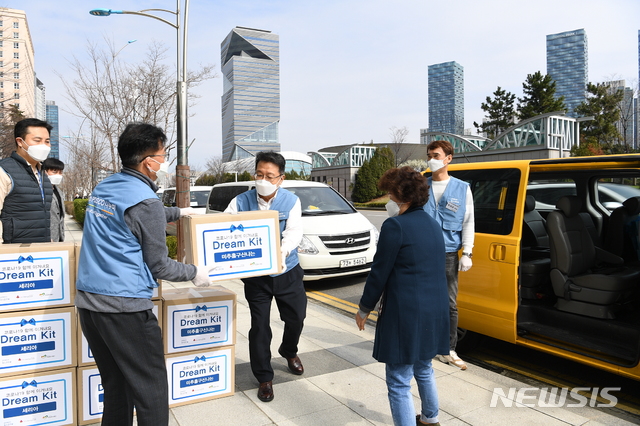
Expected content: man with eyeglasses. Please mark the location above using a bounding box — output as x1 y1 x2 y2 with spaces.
224 151 306 403
75 123 211 426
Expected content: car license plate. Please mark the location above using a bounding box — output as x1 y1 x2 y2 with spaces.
340 257 366 268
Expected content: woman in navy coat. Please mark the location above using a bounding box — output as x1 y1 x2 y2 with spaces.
356 167 449 426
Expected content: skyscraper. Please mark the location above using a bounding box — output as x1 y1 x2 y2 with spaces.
546 29 588 117
428 61 464 135
46 101 59 159
0 8 36 119
221 27 280 162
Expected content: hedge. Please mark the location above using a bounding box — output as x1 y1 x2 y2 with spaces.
73 199 89 226
166 236 178 259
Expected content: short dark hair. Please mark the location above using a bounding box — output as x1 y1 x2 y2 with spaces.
14 118 53 142
427 139 454 157
378 166 430 207
43 158 65 172
255 151 285 174
117 123 167 167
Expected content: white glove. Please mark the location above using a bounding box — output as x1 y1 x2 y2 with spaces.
281 250 288 272
192 265 211 287
459 255 473 272
180 207 198 216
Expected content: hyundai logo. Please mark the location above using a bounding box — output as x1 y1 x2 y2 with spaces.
345 238 355 244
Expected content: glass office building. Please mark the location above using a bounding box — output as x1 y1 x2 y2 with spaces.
45 100 59 159
220 27 280 162
546 29 588 118
428 61 464 135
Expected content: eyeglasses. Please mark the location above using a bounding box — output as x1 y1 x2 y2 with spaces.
254 173 283 182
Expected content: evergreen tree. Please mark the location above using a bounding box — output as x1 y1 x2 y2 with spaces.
473 86 516 139
0 105 25 157
517 71 566 120
575 82 623 145
351 147 395 202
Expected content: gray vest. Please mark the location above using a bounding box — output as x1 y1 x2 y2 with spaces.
0 152 52 243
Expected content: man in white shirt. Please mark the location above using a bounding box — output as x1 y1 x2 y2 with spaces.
423 140 475 370
224 151 305 403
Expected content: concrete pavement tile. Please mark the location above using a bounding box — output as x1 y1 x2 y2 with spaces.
436 374 496 418
243 378 343 423
277 405 374 426
432 356 465 375
307 366 388 402
459 404 573 426
340 389 394 425
303 322 372 349
325 340 375 366
360 361 386 380
171 390 273 426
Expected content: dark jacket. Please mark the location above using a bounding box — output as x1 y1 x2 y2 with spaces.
0 152 52 243
50 185 64 242
359 206 449 364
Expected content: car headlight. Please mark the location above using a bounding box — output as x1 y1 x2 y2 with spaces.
370 226 379 245
298 235 319 255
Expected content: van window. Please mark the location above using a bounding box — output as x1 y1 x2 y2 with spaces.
208 186 252 212
190 190 210 208
527 179 576 210
450 169 521 235
287 186 356 215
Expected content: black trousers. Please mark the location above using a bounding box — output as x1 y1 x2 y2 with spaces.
77 308 168 426
242 264 307 383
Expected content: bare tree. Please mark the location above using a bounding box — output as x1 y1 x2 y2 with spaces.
59 131 107 198
59 37 216 176
389 126 414 167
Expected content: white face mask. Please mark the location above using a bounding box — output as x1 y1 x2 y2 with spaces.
255 179 280 197
21 142 51 162
48 174 63 185
427 159 445 173
148 157 169 181
385 200 404 217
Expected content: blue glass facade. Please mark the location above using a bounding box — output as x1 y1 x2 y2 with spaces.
45 101 59 159
546 29 588 118
221 27 280 162
428 61 464 135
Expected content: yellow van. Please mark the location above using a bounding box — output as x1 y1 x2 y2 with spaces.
439 154 640 380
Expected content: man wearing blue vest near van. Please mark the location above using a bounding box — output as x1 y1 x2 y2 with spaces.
224 151 305 403
75 123 211 426
424 140 475 371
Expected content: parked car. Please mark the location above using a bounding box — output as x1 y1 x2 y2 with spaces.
164 186 212 236
206 180 379 280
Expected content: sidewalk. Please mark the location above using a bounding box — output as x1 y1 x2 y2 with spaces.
66 217 635 425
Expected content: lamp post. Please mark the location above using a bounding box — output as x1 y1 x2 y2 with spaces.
89 2 191 211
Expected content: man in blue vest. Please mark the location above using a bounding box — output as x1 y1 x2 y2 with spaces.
75 123 211 426
0 118 53 243
224 151 306 403
423 140 475 371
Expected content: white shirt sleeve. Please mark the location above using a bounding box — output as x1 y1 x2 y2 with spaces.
280 198 303 256
462 186 475 253
223 197 238 214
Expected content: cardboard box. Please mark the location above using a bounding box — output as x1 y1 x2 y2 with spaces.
166 345 234 408
0 367 76 425
77 300 161 367
0 307 76 377
162 287 235 354
76 366 101 425
0 243 75 312
182 211 282 281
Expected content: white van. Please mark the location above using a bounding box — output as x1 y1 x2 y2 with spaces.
164 186 213 236
207 181 379 280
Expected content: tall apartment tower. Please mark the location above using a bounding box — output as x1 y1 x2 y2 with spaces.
546 29 588 117
46 101 59 159
428 61 464 135
221 27 280 162
0 8 36 119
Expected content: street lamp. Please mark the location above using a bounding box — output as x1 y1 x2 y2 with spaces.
89 2 191 210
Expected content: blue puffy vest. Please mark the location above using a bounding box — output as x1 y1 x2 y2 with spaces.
235 188 299 276
424 177 469 252
76 172 158 298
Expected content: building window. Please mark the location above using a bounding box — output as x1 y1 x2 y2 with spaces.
13 42 18 49
13 32 18 39
13 82 18 89
0 81 3 88
13 93 18 99
13 103 18 109
0 31 3 38
13 72 18 79
0 51 3 58
0 21 3 27
13 52 18 59
13 62 18 69
0 41 3 48
0 73 3 78
0 92 3 99
12 22 18 29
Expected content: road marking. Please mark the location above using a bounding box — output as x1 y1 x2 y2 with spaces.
306 290 378 322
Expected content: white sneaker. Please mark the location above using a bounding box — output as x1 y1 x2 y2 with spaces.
436 350 467 370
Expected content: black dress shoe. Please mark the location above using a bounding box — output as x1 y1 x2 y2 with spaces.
279 348 304 375
257 381 274 402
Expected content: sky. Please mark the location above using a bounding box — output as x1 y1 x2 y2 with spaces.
17 0 640 172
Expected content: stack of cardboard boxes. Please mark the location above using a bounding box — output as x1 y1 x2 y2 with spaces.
0 243 77 426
